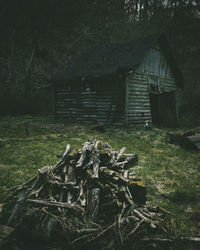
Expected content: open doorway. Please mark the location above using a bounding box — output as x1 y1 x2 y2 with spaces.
149 91 178 127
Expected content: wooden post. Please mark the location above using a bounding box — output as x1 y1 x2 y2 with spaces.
125 75 129 126
175 88 179 125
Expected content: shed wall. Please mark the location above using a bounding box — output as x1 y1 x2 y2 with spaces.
126 45 178 125
55 80 125 125
126 72 151 125
137 46 175 79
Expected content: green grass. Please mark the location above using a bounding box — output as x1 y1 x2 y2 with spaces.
0 115 200 240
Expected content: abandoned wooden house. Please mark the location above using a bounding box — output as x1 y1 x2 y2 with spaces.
53 33 184 126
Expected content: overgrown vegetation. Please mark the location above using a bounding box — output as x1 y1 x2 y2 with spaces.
0 115 199 247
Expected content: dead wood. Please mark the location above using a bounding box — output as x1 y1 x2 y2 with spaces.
27 199 84 212
126 219 145 238
4 139 173 248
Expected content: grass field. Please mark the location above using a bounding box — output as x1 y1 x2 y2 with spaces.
0 114 199 245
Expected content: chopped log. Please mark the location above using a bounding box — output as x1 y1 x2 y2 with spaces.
123 154 138 170
133 208 148 221
123 170 128 178
76 142 93 168
128 180 146 205
4 139 170 248
140 237 200 245
87 188 100 221
7 193 27 226
112 147 126 165
92 157 100 179
127 215 140 222
55 144 71 170
27 199 84 212
126 219 145 238
67 164 76 184
4 175 37 202
77 180 86 206
77 228 101 233
49 182 79 188
166 131 200 151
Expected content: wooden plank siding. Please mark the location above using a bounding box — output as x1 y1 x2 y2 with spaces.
55 42 182 126
55 81 125 125
136 44 177 92
126 72 151 125
126 44 178 125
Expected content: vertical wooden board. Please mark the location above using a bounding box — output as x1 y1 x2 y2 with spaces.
160 78 176 92
136 44 175 80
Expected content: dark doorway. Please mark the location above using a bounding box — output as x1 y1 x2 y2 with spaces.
149 91 178 127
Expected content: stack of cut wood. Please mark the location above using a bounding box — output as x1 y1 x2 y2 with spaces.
167 130 200 151
5 140 165 248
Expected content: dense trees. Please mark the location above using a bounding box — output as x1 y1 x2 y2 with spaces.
125 0 199 23
0 0 199 114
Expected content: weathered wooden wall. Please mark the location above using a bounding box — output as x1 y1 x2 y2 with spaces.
126 72 151 125
55 44 181 126
137 45 177 92
55 78 125 125
126 44 179 125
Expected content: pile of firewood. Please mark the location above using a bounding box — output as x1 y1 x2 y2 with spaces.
5 140 165 248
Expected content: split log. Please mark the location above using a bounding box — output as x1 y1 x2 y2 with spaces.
112 147 126 166
126 219 145 238
27 199 84 213
76 142 95 168
91 188 100 221
4 139 169 248
139 237 200 245
55 144 71 171
7 193 27 226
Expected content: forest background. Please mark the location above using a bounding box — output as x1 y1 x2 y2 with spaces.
0 0 199 116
